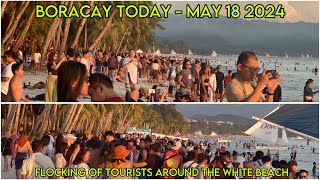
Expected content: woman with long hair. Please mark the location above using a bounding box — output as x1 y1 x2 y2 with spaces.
55 142 68 178
65 143 80 166
69 148 91 179
57 61 89 102
45 52 65 102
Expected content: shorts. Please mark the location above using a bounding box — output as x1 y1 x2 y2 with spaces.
15 152 27 170
216 86 223 93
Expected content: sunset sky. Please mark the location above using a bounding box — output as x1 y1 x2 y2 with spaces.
155 1 319 23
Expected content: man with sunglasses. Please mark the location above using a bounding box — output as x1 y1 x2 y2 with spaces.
225 51 280 102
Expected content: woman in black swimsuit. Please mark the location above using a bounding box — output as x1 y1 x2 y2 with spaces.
200 65 211 102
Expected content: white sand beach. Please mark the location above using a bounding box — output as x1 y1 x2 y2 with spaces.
21 71 174 102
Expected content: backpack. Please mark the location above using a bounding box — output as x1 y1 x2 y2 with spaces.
108 57 118 68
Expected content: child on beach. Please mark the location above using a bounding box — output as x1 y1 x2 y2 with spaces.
6 62 29 102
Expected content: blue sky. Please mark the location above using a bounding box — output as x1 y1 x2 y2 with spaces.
154 1 319 23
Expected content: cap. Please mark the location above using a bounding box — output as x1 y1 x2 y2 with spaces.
172 141 182 151
113 145 130 159
65 134 77 140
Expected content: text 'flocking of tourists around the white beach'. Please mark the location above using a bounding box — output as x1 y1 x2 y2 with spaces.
36 4 286 19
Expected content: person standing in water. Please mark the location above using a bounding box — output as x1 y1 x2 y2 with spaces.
304 79 319 102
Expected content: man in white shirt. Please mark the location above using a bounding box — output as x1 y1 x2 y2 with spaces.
233 152 246 168
1 50 17 101
123 49 142 91
47 131 55 158
80 50 91 76
257 156 275 179
21 140 55 179
182 151 198 179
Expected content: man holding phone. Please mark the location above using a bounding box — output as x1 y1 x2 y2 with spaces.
225 51 280 102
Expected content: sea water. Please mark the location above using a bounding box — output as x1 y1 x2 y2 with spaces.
188 55 319 102
192 135 319 175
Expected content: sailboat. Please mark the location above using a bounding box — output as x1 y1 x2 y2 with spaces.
306 54 310 58
211 51 218 57
245 121 288 151
284 53 289 58
210 131 218 136
246 105 319 150
301 53 305 58
188 50 193 56
154 49 161 56
265 52 271 58
170 50 177 56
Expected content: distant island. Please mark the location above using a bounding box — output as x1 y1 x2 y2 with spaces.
155 14 319 57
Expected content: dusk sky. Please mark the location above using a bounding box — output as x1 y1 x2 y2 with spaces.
155 1 319 23
175 104 280 119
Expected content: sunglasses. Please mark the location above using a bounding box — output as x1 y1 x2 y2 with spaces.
241 64 260 73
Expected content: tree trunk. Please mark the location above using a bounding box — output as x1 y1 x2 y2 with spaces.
124 117 134 133
116 27 129 54
31 105 51 138
66 104 84 132
71 1 94 49
60 105 77 133
11 104 21 135
17 104 27 131
2 105 17 137
135 18 141 49
54 20 62 51
58 1 73 58
51 104 58 131
41 2 66 58
6 10 16 36
105 110 115 130
89 7 117 51
84 23 87 50
1 1 8 17
75 116 85 132
14 7 36 52
2 1 30 46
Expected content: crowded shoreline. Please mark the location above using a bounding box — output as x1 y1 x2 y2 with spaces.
1 48 319 103
1 130 318 179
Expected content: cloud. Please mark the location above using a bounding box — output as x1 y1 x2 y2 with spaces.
155 1 319 23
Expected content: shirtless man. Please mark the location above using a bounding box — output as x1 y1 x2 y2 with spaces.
6 62 29 102
12 131 31 179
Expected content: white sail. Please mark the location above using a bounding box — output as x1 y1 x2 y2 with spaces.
301 53 305 58
154 49 161 56
188 50 193 55
285 53 289 58
170 50 177 56
211 51 218 57
282 129 289 144
136 49 143 54
306 54 310 58
266 52 271 58
244 122 278 144
210 131 218 136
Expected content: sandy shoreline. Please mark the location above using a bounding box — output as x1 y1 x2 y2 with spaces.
20 71 174 102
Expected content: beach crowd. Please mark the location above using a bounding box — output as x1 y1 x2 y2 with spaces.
1 46 319 102
1 129 317 179
2 46 317 102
